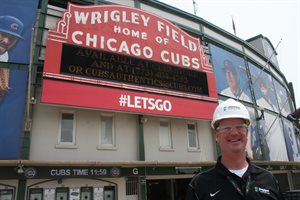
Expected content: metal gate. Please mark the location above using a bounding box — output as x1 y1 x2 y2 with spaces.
126 178 138 200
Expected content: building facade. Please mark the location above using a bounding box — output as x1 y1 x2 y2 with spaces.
0 0 299 200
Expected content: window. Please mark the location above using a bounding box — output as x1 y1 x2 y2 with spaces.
126 177 138 196
58 112 76 146
29 188 43 200
0 189 14 200
159 120 172 149
98 115 115 149
187 123 199 150
80 187 93 200
55 187 69 200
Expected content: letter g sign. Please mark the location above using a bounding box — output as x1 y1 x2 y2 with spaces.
132 168 139 175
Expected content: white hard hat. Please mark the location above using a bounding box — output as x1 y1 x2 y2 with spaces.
211 98 251 129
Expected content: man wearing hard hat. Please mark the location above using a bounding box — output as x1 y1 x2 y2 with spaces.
186 98 284 200
0 16 24 62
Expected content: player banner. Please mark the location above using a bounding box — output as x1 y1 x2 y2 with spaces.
0 0 38 64
0 68 28 159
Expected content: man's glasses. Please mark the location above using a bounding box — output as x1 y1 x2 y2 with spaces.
216 124 248 134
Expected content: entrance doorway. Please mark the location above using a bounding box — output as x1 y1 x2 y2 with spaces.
146 178 190 200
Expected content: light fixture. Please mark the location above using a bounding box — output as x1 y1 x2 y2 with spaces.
140 116 148 124
17 165 25 174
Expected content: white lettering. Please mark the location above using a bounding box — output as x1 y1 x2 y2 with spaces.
86 33 97 47
155 36 163 44
127 95 134 108
191 58 200 69
182 55 190 67
71 33 152 58
148 98 155 110
164 100 172 111
111 10 120 22
171 52 180 65
113 25 121 33
72 31 83 45
143 46 153 58
73 169 88 175
157 20 198 52
189 41 197 52
157 21 170 36
131 43 141 56
141 15 150 27
91 12 101 24
74 10 150 27
113 25 148 40
74 11 89 24
122 11 130 23
50 169 71 176
131 12 139 24
160 50 200 69
107 38 117 51
172 29 179 43
161 50 169 62
132 168 139 175
134 96 142 108
155 99 163 111
119 41 131 54
121 95 172 112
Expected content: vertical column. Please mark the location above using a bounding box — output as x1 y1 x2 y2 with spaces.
138 115 145 161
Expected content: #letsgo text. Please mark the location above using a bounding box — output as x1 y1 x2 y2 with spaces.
119 94 172 112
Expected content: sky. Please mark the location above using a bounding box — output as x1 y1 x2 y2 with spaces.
158 0 300 108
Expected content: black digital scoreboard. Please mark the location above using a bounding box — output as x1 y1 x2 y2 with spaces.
60 44 209 96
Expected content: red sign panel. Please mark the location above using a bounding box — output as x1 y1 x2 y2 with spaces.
47 3 212 72
42 79 216 120
42 3 218 119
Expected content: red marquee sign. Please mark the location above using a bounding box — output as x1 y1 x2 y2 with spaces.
42 3 218 119
47 3 212 71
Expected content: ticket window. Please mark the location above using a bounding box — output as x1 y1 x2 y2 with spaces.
80 187 93 200
69 188 80 200
0 189 14 200
56 187 69 200
103 186 115 200
29 188 43 200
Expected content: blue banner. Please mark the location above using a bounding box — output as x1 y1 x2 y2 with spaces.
209 44 252 103
0 0 38 64
0 68 28 159
248 63 279 112
282 118 300 161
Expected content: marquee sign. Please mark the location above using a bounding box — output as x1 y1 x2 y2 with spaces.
46 3 212 72
42 3 218 119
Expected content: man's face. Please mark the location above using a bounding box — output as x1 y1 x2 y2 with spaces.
225 69 239 88
259 83 269 98
215 118 248 155
0 32 18 55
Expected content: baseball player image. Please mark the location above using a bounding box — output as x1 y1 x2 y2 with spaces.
0 15 24 62
220 59 251 102
256 76 278 112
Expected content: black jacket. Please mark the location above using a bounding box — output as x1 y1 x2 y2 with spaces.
186 157 284 200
